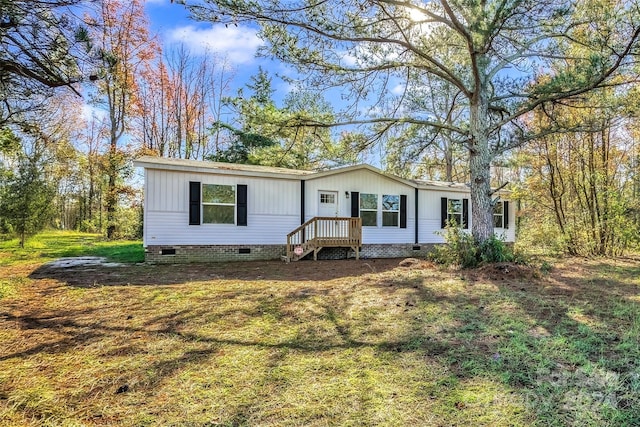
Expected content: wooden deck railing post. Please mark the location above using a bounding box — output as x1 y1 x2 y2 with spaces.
285 216 362 261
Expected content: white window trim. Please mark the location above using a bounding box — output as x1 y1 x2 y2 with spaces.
493 201 504 228
202 184 236 225
447 198 463 226
320 193 336 204
382 194 400 228
360 193 378 227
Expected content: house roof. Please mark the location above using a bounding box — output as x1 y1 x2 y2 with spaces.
414 179 470 191
134 156 314 179
134 156 504 194
305 163 417 188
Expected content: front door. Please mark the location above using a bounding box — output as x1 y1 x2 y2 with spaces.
318 191 338 217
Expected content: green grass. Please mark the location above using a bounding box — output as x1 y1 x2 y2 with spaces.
1 236 640 426
0 230 144 266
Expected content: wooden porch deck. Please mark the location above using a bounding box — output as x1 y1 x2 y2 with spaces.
284 217 362 261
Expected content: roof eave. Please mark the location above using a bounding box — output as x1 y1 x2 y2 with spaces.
133 157 312 180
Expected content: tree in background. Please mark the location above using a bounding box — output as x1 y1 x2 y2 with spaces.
209 67 280 164
0 131 55 247
0 0 92 127
88 0 155 238
135 44 234 160
212 68 359 169
188 0 640 255
385 72 468 181
517 89 639 256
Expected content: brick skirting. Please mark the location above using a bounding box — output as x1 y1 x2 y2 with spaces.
145 243 437 263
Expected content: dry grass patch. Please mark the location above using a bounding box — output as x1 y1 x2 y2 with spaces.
1 252 639 426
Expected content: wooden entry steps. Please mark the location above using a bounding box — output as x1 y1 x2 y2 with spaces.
283 217 362 262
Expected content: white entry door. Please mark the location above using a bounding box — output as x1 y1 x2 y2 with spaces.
318 191 338 217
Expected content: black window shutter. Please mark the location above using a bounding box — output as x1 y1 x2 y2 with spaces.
440 197 448 228
414 188 419 244
300 180 306 224
351 192 359 217
503 201 509 229
400 195 407 228
237 184 248 226
462 199 469 229
189 181 201 225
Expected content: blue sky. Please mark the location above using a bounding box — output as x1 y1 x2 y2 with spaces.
141 0 384 166
144 0 291 100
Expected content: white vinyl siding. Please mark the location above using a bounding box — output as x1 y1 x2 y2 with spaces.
143 169 300 245
417 190 469 244
304 169 414 244
140 163 515 247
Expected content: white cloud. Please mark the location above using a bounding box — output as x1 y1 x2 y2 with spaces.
390 83 406 96
340 51 358 67
167 24 264 65
81 103 106 122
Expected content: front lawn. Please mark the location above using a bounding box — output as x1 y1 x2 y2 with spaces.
0 230 144 267
1 234 639 426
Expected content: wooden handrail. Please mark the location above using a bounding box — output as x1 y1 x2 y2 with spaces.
286 217 362 260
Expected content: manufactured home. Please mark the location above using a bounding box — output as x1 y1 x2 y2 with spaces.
134 156 514 263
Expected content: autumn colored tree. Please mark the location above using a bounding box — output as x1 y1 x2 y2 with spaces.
517 89 639 255
88 0 155 238
135 45 233 160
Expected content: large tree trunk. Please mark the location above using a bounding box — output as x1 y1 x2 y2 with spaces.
106 141 117 239
468 59 494 244
469 141 494 244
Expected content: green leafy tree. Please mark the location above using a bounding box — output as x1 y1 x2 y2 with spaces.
212 69 359 169
188 0 640 252
209 67 279 163
0 152 55 247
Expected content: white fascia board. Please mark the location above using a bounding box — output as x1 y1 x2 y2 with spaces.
306 164 417 188
133 158 310 181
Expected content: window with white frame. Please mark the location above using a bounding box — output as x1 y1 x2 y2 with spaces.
494 201 504 228
202 184 235 224
447 198 463 226
320 193 335 204
359 193 378 226
382 194 400 227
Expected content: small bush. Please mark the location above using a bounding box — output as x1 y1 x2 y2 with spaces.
540 261 552 274
429 223 478 268
430 223 516 268
479 234 515 264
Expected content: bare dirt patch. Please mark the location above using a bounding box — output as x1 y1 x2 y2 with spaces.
470 262 540 282
29 258 406 287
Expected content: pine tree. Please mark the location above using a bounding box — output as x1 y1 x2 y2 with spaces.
0 154 55 247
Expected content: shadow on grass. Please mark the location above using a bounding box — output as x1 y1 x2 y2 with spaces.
452 261 640 425
28 258 402 287
5 257 640 425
